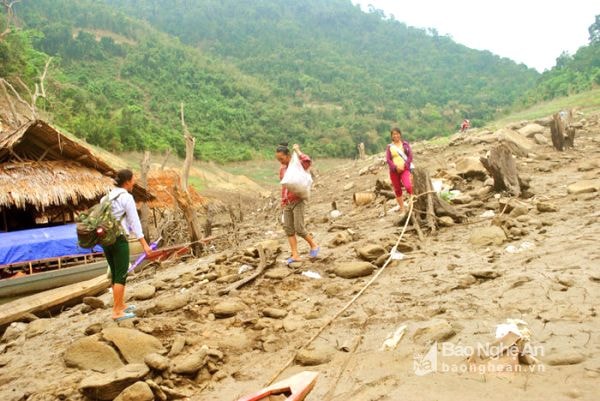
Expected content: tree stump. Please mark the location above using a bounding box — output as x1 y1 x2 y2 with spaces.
480 144 521 197
550 113 565 151
412 167 464 231
357 142 366 160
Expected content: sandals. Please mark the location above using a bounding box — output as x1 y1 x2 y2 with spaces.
286 257 301 265
113 312 136 322
124 305 137 313
309 247 320 259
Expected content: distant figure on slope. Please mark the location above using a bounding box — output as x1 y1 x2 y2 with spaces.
460 119 471 132
276 143 320 265
103 169 153 321
385 128 414 213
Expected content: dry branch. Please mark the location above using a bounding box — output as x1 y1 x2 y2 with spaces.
218 245 273 296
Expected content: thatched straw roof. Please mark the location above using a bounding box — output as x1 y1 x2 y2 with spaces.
0 120 154 206
0 160 114 209
146 169 206 209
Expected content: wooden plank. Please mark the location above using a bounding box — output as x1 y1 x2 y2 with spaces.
0 274 110 326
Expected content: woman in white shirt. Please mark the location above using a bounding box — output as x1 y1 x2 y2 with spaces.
104 169 152 321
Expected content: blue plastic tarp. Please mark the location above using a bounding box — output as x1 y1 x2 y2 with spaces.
0 224 101 265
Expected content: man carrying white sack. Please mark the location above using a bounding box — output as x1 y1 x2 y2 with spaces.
275 142 320 265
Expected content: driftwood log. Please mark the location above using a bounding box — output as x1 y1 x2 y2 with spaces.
412 167 464 232
218 245 273 295
480 144 521 197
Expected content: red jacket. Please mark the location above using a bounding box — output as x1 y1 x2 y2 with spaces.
280 153 312 206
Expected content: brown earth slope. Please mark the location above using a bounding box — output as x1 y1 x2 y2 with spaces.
0 113 599 401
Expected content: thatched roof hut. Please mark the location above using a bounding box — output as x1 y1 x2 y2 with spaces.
0 120 154 231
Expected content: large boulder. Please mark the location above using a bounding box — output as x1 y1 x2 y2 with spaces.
64 336 124 372
113 382 154 401
79 363 149 401
455 157 488 179
102 328 165 364
356 244 387 262
295 344 335 366
567 180 600 195
468 226 507 247
334 262 374 279
497 128 534 157
518 123 545 138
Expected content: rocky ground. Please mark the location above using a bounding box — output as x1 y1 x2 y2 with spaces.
1 113 599 401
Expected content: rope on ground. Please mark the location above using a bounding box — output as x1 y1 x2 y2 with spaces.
264 195 416 386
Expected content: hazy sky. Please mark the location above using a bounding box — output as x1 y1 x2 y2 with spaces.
353 0 599 72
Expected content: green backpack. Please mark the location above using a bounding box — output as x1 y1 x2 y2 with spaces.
76 192 124 248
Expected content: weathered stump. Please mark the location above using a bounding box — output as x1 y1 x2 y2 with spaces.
357 142 366 160
550 113 565 151
480 144 521 197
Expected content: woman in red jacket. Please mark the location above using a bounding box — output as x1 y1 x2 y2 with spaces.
385 128 414 213
276 143 320 265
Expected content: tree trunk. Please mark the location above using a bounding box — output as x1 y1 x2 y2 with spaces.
357 142 366 160
480 144 521 197
139 151 151 239
412 167 464 230
175 102 203 255
550 113 565 151
565 126 576 149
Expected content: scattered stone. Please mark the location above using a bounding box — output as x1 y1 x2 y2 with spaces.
533 133 548 145
536 201 559 213
1 322 27 343
85 323 103 336
79 363 149 401
144 353 170 372
213 300 247 318
509 205 529 218
168 335 186 357
455 157 488 179
333 262 374 279
262 307 288 319
497 128 534 156
25 318 52 338
545 352 586 366
456 275 477 289
452 194 473 205
152 293 190 313
83 297 105 310
468 226 506 247
577 160 599 172
343 182 355 191
324 283 345 297
356 244 387 262
171 347 208 375
518 123 545 138
412 319 456 344
132 284 156 301
330 231 352 246
64 336 124 372
295 344 334 366
567 180 600 195
146 380 167 401
216 330 253 351
114 381 154 401
265 267 292 280
283 317 305 332
102 328 165 364
471 270 501 279
216 274 239 284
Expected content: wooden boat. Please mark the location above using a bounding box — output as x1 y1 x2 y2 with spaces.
236 371 318 401
0 260 107 298
0 274 110 326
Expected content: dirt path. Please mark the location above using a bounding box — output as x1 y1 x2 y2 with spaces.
1 114 598 401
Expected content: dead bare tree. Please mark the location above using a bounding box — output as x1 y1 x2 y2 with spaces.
172 102 204 255
139 151 151 239
0 0 21 41
0 57 52 122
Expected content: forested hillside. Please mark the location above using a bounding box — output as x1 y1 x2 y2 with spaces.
2 0 539 161
520 15 600 105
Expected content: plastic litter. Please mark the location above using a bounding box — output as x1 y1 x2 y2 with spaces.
505 241 535 254
390 247 405 260
330 210 343 219
380 324 407 350
480 210 495 218
238 264 254 274
495 318 531 342
301 270 322 279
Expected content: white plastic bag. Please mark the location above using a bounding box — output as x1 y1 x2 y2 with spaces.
281 152 313 200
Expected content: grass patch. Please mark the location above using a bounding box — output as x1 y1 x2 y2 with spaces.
491 89 600 129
